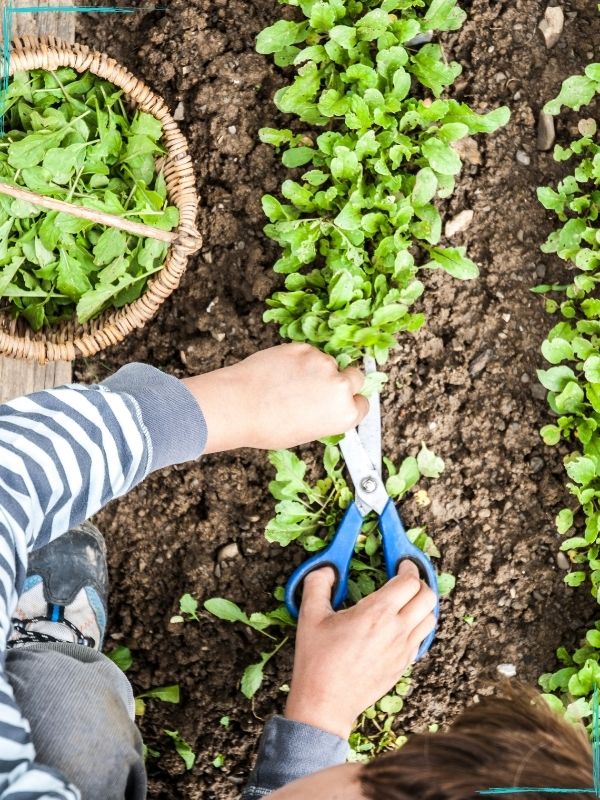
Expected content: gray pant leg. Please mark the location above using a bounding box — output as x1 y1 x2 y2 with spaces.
6 642 147 800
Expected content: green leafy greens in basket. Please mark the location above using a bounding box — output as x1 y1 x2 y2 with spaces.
0 67 179 329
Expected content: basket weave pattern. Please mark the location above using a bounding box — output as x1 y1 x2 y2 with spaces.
0 36 201 363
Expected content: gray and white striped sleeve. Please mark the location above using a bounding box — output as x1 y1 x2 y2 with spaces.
0 362 207 799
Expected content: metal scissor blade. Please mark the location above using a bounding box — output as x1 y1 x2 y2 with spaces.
359 355 382 475
340 429 388 516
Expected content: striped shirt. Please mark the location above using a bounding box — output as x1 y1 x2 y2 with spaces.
0 364 206 799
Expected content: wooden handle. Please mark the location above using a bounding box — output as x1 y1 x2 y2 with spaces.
0 181 178 244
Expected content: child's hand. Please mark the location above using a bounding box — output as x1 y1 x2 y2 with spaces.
285 562 437 739
184 343 368 453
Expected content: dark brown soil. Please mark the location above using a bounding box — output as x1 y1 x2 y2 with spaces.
74 1 600 798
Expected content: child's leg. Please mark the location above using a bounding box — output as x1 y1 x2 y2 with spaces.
7 522 146 799
6 643 146 800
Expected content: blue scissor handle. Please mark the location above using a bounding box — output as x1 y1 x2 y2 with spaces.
284 499 440 661
285 502 363 619
380 499 439 660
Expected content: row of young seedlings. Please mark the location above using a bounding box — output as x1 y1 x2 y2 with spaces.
192 0 510 759
536 58 600 726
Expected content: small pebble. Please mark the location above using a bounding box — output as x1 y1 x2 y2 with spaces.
537 111 555 151
470 350 491 376
227 125 237 135
173 101 185 122
516 150 531 166
530 456 544 473
539 6 564 48
557 552 570 570
218 542 240 562
445 209 474 238
497 663 517 678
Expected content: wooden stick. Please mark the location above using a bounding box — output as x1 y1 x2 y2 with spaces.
0 181 178 244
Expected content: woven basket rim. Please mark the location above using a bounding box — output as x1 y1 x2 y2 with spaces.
0 35 201 363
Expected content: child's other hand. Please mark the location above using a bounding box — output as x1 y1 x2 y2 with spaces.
285 562 437 740
184 343 368 453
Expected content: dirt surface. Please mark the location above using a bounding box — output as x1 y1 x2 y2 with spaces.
74 2 600 798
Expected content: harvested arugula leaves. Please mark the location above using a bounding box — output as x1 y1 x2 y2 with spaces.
0 67 179 329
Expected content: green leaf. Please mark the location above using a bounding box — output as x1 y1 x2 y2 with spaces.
427 247 479 280
378 694 404 714
138 684 180 703
329 25 356 50
8 128 65 168
564 572 586 588
421 137 462 175
163 730 196 770
544 75 598 115
282 146 315 168
541 338 573 365
334 201 362 231
0 257 25 296
179 593 199 620
556 508 574 535
584 356 600 383
424 0 467 30
131 112 163 140
541 425 561 446
409 45 462 97
398 456 420 491
360 371 388 397
57 251 92 300
256 20 308 54
310 1 336 32
412 168 438 206
586 629 600 648
93 228 127 266
107 645 133 672
204 598 249 625
241 660 265 699
76 283 122 324
565 456 596 486
437 572 456 597
269 449 308 495
328 271 354 309
555 381 584 413
537 366 575 392
417 443 445 478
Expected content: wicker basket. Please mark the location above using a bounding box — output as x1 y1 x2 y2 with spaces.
0 36 202 363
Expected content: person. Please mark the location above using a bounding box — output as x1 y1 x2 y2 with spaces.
0 343 591 800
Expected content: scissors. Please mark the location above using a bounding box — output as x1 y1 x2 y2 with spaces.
284 357 439 660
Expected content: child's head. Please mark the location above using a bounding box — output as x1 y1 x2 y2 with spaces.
271 686 593 800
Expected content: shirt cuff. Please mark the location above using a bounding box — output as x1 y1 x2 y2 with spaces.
244 716 349 796
101 363 207 473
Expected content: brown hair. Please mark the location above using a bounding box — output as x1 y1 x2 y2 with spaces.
360 685 593 800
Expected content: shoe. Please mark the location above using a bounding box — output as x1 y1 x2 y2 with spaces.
9 522 108 651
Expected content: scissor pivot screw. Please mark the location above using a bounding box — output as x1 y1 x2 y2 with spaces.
360 476 378 493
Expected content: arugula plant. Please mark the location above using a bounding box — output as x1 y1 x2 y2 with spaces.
257 0 509 367
0 68 178 329
192 0 497 758
535 48 600 725
163 729 196 771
